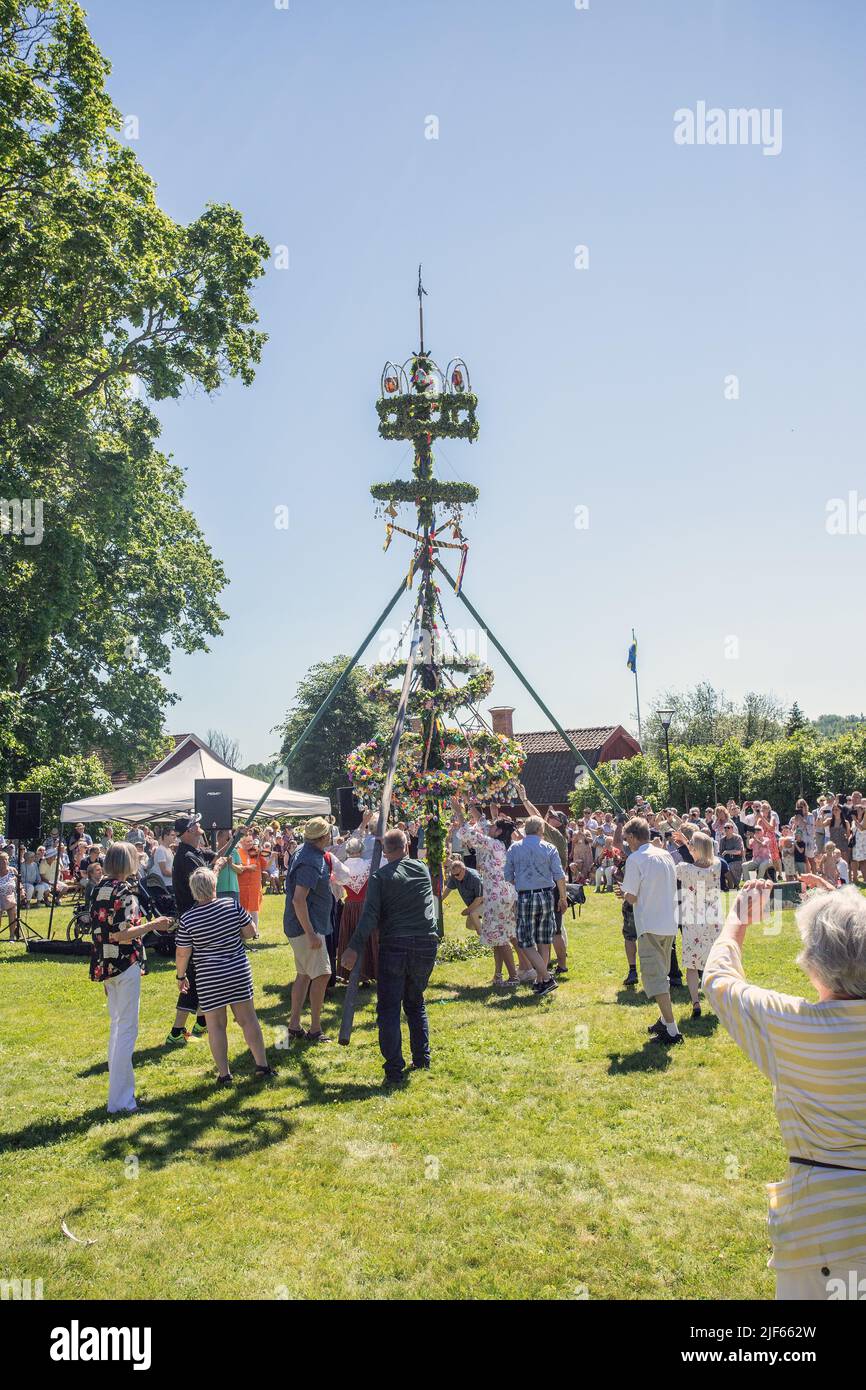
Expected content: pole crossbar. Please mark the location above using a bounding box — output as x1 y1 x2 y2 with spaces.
434 560 625 817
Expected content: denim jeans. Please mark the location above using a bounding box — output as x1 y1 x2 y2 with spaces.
376 936 438 1078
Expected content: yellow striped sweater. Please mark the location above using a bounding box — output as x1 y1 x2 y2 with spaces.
703 935 866 1271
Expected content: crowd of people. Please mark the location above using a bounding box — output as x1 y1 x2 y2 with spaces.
4 785 866 1301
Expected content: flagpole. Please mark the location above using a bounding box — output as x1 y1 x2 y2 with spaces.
632 627 643 748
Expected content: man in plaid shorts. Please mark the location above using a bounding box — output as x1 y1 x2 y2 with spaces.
504 816 567 996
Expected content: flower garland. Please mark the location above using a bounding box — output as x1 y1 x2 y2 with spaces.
367 659 494 714
346 729 524 817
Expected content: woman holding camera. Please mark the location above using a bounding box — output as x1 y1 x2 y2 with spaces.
704 878 866 1299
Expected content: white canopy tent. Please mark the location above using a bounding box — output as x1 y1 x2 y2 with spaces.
60 745 330 824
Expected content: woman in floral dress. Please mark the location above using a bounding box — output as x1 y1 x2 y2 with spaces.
676 830 723 1018
450 798 519 987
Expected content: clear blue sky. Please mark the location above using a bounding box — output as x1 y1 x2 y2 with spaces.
83 0 866 765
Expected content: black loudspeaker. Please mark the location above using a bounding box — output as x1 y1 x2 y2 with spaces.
194 778 233 831
336 786 363 835
5 791 42 840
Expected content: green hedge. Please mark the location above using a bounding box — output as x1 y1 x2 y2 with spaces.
568 731 866 819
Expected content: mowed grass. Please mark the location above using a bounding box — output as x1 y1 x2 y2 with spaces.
0 889 804 1300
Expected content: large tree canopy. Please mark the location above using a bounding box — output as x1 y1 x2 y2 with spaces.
0 1 270 783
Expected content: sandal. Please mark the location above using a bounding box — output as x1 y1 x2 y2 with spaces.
287 1027 305 1040
304 1030 329 1043
254 1065 276 1078
216 1073 233 1087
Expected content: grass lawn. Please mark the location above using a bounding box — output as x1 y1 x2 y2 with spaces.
0 888 804 1300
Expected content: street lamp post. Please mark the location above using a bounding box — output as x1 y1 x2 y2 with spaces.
658 708 674 805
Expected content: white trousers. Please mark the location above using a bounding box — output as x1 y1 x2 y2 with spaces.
776 1261 866 1300
105 963 141 1113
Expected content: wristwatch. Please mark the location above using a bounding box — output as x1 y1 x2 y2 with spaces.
176 973 187 982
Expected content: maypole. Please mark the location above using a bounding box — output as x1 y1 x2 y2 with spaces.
363 269 492 922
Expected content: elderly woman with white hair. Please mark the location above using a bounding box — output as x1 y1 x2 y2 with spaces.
175 866 272 1086
703 878 866 1299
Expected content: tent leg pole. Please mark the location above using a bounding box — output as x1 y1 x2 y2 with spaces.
46 822 64 941
435 561 624 817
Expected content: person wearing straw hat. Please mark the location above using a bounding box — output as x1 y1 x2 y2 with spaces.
283 817 334 1042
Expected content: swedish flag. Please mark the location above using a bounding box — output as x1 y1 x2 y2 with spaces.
626 641 637 673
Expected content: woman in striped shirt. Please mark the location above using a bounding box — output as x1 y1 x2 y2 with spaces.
175 867 273 1086
703 879 866 1299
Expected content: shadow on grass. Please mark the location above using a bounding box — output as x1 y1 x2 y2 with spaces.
614 987 650 1008
606 1042 674 1074
0 1070 297 1166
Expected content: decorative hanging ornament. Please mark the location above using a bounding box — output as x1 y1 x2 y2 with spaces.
384 375 399 394
451 367 464 389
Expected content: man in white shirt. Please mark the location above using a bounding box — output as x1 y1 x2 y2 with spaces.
616 817 682 1046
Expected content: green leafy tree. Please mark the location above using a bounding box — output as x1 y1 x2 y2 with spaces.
811 713 866 739
785 702 807 736
17 752 111 830
241 760 280 783
275 657 389 807
0 1 270 784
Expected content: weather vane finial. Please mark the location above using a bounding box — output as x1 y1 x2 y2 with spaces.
417 263 427 353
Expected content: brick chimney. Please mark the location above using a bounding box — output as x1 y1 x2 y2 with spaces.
489 706 515 738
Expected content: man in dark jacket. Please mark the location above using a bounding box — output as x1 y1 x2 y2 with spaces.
166 813 222 1046
341 828 439 1083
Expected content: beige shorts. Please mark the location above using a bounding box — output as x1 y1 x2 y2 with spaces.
289 932 331 980
637 932 674 999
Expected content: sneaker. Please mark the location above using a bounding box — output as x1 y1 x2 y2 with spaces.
164 1029 189 1047
518 969 537 985
650 1029 684 1047
410 1060 430 1070
534 977 558 997
623 968 639 986
503 977 521 988
647 1019 667 1037
190 1021 207 1038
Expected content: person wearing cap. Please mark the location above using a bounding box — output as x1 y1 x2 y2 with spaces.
167 814 223 1047
517 786 570 975
283 816 334 1042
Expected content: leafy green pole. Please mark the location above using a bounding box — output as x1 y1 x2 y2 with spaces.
370 271 480 912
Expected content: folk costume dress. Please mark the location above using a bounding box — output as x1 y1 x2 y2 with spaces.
334 855 376 980
457 822 517 947
675 859 723 970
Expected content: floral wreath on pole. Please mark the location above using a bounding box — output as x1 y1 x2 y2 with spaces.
346 728 523 819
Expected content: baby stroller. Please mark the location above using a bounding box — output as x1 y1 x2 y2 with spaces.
140 874 178 957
